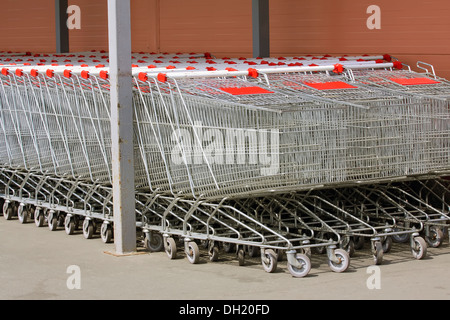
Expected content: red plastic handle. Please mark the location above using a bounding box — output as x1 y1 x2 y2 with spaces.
138 72 148 82
99 70 109 80
46 69 54 78
157 73 167 83
64 70 72 78
81 70 90 79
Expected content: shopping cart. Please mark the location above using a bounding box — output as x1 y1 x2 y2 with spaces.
373 180 450 248
1 55 450 278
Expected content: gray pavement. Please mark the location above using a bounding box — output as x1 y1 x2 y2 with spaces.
1 216 450 300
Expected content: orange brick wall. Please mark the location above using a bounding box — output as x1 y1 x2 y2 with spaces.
269 0 450 78
1 0 449 78
0 0 55 52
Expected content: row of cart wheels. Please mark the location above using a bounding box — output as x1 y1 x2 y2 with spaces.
0 199 434 278
1 200 114 244
339 232 430 265
155 234 350 278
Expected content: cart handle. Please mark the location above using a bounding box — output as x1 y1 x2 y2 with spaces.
416 61 437 78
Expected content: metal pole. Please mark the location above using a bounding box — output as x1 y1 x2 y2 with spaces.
55 0 69 53
252 0 270 58
108 0 136 254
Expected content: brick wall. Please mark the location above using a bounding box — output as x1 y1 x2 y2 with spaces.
1 0 449 78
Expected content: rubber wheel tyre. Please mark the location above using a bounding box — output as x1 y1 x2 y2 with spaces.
392 223 410 243
302 247 312 259
343 239 355 257
4 205 13 221
186 241 200 264
287 253 311 278
247 246 260 258
315 245 326 254
18 205 28 224
208 243 219 262
100 223 113 243
353 236 365 250
146 232 164 252
237 248 245 266
411 236 427 260
57 214 65 227
425 226 443 248
82 219 94 239
35 210 44 227
382 236 393 253
48 212 58 231
328 248 350 273
223 242 234 253
373 241 383 265
65 216 75 235
276 249 285 262
261 249 278 273
164 237 177 260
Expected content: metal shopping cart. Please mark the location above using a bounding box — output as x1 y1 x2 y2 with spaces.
1 56 450 278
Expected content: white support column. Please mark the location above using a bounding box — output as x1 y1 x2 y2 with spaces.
108 0 136 254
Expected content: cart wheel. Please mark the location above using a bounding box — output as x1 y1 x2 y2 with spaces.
186 241 200 264
208 242 219 262
64 216 75 235
82 219 94 239
276 249 285 261
100 223 113 243
392 233 410 243
382 236 393 253
392 223 410 243
314 233 326 254
146 231 163 251
57 214 65 227
200 240 209 249
247 245 260 258
314 245 326 254
353 236 365 250
73 216 80 230
425 226 443 248
2 202 8 218
373 241 383 265
301 247 312 259
17 205 28 224
342 239 355 257
237 248 245 266
164 237 177 260
29 206 35 221
261 249 278 273
48 212 58 231
328 249 350 273
411 236 427 260
287 253 311 278
4 204 13 220
223 242 234 253
34 209 44 227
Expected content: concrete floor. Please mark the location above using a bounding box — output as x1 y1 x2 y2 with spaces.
1 216 450 300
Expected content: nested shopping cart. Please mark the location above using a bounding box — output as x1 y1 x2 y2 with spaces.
1 55 450 278
131 61 449 275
